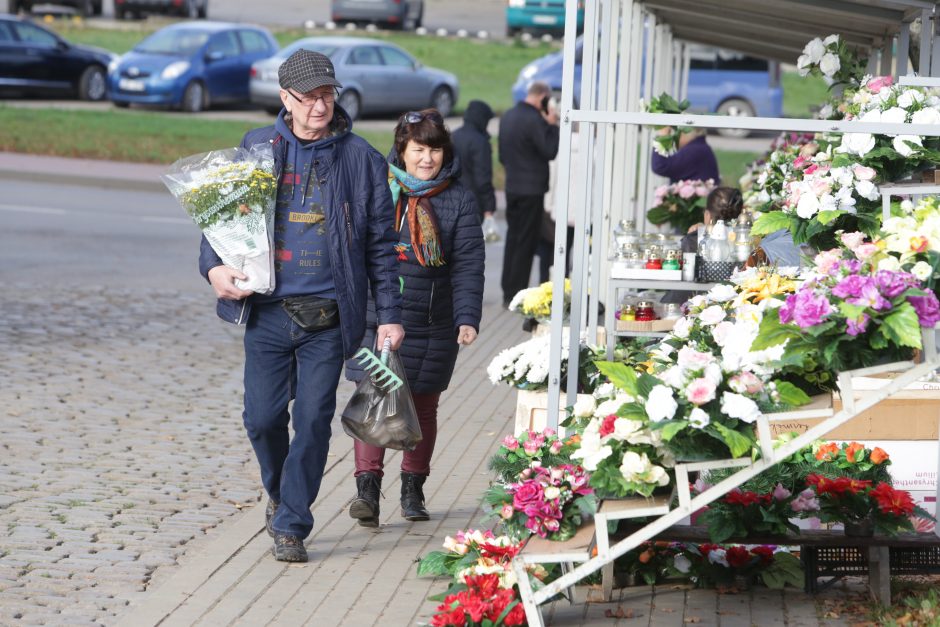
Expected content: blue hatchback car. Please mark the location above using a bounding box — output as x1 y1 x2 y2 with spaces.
108 22 278 112
512 39 783 137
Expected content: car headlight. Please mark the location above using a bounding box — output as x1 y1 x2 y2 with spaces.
508 0 525 7
161 61 191 81
521 64 538 80
108 56 121 74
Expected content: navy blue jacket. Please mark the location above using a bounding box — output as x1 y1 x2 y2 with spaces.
452 100 497 216
199 107 402 359
346 154 485 393
651 135 721 184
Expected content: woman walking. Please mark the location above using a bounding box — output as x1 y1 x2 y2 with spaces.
347 109 485 526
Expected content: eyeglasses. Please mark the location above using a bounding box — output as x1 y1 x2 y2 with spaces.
403 110 444 124
286 89 335 107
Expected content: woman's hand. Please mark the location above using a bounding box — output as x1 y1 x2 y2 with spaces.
457 325 477 346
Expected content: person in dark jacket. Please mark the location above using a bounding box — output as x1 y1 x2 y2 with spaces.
199 49 404 563
651 129 720 184
452 99 497 220
498 80 560 306
346 109 485 527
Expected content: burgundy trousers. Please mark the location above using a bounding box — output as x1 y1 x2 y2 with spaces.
353 392 441 478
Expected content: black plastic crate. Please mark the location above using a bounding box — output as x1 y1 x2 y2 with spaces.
804 545 940 592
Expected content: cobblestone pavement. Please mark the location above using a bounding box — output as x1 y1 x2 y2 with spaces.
0 286 269 625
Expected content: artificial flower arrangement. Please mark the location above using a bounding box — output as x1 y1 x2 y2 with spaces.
695 484 803 543
486 336 619 394
566 365 675 498
483 463 596 541
507 279 571 322
740 132 817 213
644 92 692 157
878 196 940 292
489 428 581 484
675 543 804 590
796 34 867 87
804 474 919 536
647 178 716 233
752 243 940 387
797 440 892 483
429 573 526 627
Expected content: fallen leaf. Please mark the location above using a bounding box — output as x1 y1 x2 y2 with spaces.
684 618 701 624
604 607 638 619
661 608 676 613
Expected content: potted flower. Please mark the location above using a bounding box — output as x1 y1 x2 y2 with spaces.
507 279 571 324
675 543 804 590
696 484 801 543
488 428 581 484
804 474 921 536
484 464 596 542
429 573 526 627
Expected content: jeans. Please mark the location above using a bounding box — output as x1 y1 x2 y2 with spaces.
242 301 344 538
353 392 441 478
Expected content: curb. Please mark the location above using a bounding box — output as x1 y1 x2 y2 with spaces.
0 152 168 193
0 168 167 193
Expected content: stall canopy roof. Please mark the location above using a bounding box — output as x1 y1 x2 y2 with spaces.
642 0 934 62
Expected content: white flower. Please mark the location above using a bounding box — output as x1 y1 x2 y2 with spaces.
672 316 693 339
878 256 901 271
593 382 615 400
855 179 879 201
698 305 726 325
720 392 761 423
572 395 596 418
711 320 735 347
674 554 692 574
796 54 812 76
677 346 716 370
619 452 669 486
708 548 729 567
841 133 876 157
645 385 678 423
912 107 940 125
707 284 737 302
912 260 933 281
612 418 645 440
595 397 627 418
803 38 826 64
796 190 821 219
570 421 613 470
881 106 909 125
893 134 923 157
819 53 840 78
688 407 710 429
818 103 834 119
658 365 685 389
823 34 840 46
543 486 560 500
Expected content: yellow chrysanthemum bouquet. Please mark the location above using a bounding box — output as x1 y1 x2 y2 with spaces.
507 279 571 322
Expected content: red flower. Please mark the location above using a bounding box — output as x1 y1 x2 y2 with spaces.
726 546 752 569
750 546 774 565
698 543 720 556
871 482 915 517
431 605 466 627
463 597 488 623
464 573 501 598
503 603 527 626
599 414 617 437
480 541 520 561
845 441 865 463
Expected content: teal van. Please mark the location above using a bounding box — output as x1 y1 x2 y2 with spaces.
506 0 584 37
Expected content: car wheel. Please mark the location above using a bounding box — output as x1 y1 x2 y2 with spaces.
430 86 453 117
181 81 206 113
338 90 361 120
715 98 755 138
506 26 519 38
265 105 281 115
78 65 107 101
114 101 130 108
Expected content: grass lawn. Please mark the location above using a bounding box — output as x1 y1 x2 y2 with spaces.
45 20 555 115
782 70 829 118
715 148 760 186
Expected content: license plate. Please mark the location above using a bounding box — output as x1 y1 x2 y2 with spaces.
532 15 558 24
119 78 145 92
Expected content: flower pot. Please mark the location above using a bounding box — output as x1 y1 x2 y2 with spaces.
733 574 753 591
843 516 875 538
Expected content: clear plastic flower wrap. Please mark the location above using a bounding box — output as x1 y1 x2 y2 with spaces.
162 143 277 294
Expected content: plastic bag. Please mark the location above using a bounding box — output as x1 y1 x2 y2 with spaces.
341 350 422 451
161 143 277 294
482 215 501 243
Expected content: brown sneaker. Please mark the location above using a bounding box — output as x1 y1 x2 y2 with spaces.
272 533 307 562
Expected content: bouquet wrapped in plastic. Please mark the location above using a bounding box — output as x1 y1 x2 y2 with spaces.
162 144 277 293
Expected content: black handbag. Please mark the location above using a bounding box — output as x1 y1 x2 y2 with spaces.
281 295 340 332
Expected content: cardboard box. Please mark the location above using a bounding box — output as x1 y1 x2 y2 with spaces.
768 388 940 441
615 319 676 333
513 389 588 437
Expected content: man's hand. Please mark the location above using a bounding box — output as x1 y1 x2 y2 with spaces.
657 126 674 137
376 324 405 351
542 107 560 126
457 325 478 346
208 265 253 300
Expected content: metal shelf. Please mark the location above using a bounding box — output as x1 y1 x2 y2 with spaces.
610 278 715 291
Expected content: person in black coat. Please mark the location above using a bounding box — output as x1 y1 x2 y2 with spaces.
498 81 560 306
452 99 497 220
346 109 485 526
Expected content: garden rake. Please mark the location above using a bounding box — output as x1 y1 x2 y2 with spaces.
353 337 403 392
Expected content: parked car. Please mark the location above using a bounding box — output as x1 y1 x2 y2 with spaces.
511 39 782 137
108 22 277 112
331 0 423 30
0 14 114 100
7 0 102 16
114 0 207 20
249 36 458 120
506 0 583 37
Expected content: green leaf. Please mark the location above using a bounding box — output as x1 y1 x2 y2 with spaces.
713 423 754 458
616 402 649 421
816 209 843 225
416 551 450 577
752 211 792 236
774 381 811 407
659 419 690 441
751 311 800 351
838 301 867 320
595 361 638 395
646 206 672 225
880 302 923 349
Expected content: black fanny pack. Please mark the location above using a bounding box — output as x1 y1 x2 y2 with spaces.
281 295 340 332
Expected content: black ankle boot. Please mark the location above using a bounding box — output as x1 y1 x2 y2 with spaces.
349 472 381 527
400 472 429 521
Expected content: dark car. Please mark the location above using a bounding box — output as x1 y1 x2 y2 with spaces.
114 0 207 20
108 22 277 112
331 0 423 30
8 0 102 16
0 14 114 100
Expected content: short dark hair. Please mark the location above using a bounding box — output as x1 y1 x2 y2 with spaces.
705 187 743 223
394 108 453 165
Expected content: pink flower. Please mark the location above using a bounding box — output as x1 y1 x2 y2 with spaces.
792 156 807 170
866 75 893 92
804 163 819 176
855 243 879 260
500 504 514 519
729 371 764 395
814 249 843 275
773 483 792 501
542 428 556 437
840 231 866 251
810 177 832 197
678 183 696 199
686 377 717 406
550 440 563 454
695 183 710 196
523 439 541 455
512 481 544 512
852 164 877 181
502 435 519 451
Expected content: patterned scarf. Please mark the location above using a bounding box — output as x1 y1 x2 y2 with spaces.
388 163 450 267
